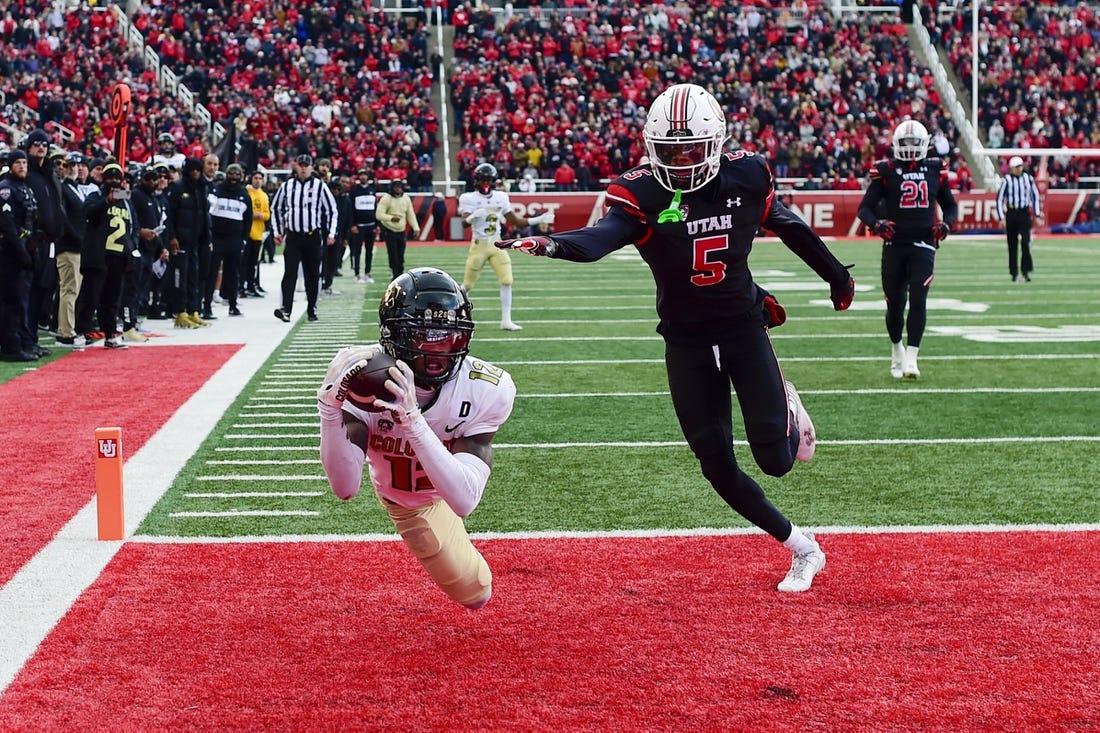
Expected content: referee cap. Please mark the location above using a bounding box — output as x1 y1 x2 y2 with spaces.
295 154 313 167
1008 156 1024 168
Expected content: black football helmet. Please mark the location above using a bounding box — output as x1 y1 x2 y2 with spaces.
379 268 474 386
473 162 497 194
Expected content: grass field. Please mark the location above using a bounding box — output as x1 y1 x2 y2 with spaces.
125 235 1100 538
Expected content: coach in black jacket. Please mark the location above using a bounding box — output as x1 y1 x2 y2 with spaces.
163 157 210 327
207 163 252 317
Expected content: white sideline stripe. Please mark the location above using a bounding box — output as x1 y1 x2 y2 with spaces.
195 475 325 481
494 353 1100 366
207 459 318 465
0 311 296 695
184 492 325 499
522 387 1100 398
126 522 1100 545
493 437 1100 449
168 510 320 518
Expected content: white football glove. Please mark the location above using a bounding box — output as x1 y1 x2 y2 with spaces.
371 359 422 425
317 345 383 411
528 211 555 227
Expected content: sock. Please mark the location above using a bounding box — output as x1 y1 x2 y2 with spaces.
906 345 919 365
891 341 905 364
782 523 817 554
500 284 513 323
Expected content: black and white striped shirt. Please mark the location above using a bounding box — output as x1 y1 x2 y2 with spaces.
270 174 339 239
996 172 1041 219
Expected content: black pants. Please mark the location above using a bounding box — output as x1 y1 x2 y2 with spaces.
881 241 936 348
0 253 30 354
242 238 263 291
188 242 210 313
381 228 407 281
120 251 149 330
166 249 190 316
322 239 345 289
280 230 323 316
75 258 125 338
209 239 244 309
664 320 797 541
1005 210 1033 279
348 224 376 277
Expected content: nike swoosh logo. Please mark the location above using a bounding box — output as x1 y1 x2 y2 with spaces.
444 421 467 433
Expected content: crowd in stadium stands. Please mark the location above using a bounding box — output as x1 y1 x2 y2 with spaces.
448 1 973 191
1 0 1097 192
938 0 1100 188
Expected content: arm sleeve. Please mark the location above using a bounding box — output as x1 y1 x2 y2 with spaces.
857 178 885 226
403 417 491 518
322 183 339 239
548 207 644 262
765 199 851 286
938 179 959 227
269 185 285 236
318 405 365 500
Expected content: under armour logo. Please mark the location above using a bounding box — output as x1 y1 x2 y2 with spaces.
727 197 742 208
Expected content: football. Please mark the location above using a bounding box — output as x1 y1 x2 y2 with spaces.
344 351 397 411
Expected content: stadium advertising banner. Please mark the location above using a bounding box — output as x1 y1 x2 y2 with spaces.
413 191 1095 240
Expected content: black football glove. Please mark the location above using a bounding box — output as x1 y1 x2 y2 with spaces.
932 222 950 244
830 276 855 312
871 220 897 239
496 236 557 257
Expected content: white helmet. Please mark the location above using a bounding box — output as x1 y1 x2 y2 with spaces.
643 83 728 192
892 120 930 162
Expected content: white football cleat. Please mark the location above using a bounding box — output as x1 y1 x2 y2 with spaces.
785 380 816 462
891 342 905 379
500 320 523 331
778 533 826 592
903 345 920 379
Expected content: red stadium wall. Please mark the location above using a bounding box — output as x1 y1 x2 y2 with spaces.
411 191 1096 240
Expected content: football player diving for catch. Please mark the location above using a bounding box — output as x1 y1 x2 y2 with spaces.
857 119 958 379
496 83 856 593
459 162 554 331
318 267 516 608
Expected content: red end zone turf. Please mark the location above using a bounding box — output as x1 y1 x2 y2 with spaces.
0 346 240 586
1 532 1097 730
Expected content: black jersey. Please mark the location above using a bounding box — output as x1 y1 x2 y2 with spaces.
857 157 958 246
549 151 851 345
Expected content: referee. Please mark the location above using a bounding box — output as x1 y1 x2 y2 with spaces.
271 154 339 322
996 156 1042 283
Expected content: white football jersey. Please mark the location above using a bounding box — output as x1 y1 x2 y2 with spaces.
458 189 512 241
342 354 516 508
152 152 186 170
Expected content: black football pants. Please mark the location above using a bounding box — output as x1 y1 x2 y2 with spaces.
664 321 798 541
881 242 936 348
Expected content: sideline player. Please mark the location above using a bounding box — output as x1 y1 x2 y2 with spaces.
496 83 854 592
459 163 553 330
857 119 957 379
318 267 515 608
